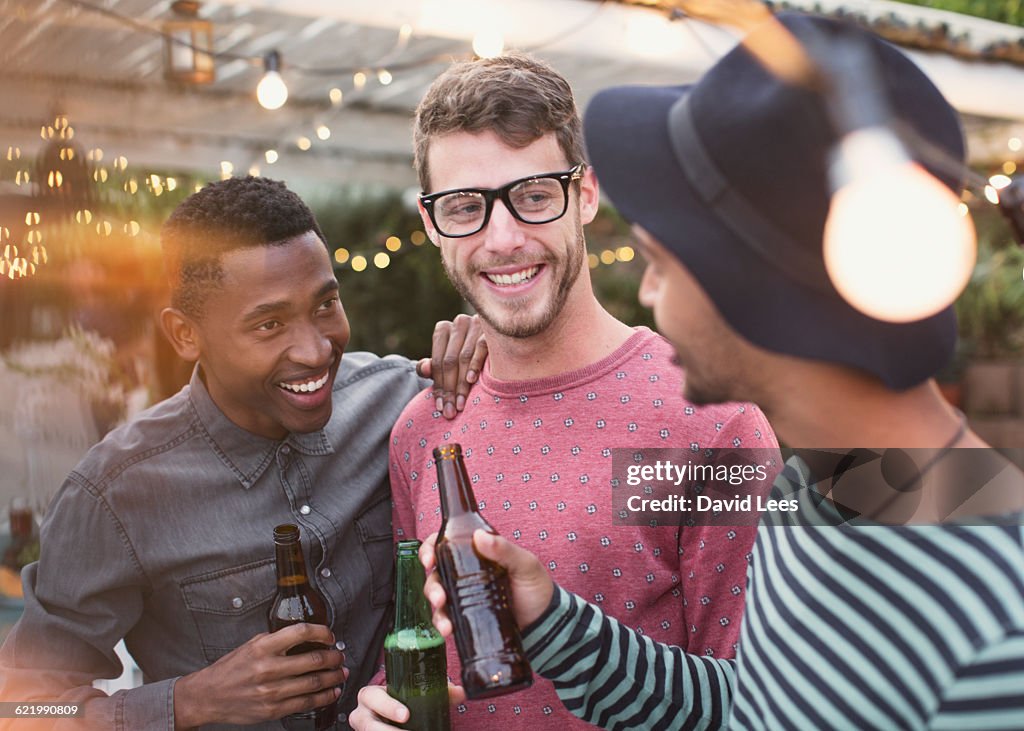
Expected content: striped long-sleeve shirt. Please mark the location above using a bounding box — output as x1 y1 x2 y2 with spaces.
521 456 1024 730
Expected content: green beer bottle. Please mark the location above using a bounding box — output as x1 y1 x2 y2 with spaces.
385 540 451 731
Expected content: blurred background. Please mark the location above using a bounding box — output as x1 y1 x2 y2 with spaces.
0 0 1023 522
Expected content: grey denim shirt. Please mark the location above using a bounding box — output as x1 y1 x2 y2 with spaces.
0 351 427 730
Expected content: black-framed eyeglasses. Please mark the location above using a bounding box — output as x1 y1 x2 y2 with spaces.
420 163 585 238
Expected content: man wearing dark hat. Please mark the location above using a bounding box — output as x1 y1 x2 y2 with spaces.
414 12 1024 730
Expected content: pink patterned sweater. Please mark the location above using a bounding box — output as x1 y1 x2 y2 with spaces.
386 328 776 729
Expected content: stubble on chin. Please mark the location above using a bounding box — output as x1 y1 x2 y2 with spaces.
443 244 585 340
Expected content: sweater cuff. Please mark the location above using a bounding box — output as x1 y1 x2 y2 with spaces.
521 585 587 672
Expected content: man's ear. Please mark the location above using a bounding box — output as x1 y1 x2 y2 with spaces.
160 307 201 363
578 165 600 226
417 201 440 247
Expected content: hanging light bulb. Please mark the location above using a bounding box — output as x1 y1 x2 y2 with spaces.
257 51 288 110
824 128 976 323
472 28 504 59
817 35 976 323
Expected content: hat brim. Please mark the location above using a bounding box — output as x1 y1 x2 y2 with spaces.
583 83 955 390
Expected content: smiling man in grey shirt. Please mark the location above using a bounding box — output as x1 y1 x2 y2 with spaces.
0 176 482 730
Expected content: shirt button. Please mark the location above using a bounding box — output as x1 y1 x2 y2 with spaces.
281 445 291 456
320 568 331 578
299 504 311 515
232 597 243 609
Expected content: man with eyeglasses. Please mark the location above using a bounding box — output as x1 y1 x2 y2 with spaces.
350 53 777 730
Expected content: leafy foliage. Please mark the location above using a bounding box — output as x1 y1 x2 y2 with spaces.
955 207 1024 359
894 0 1024 26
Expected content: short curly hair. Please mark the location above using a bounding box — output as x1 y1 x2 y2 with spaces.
161 176 327 319
413 53 585 192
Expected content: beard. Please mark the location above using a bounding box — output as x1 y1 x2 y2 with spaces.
443 216 586 339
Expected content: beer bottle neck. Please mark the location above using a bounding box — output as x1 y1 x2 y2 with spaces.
435 446 476 518
274 537 311 589
393 544 432 629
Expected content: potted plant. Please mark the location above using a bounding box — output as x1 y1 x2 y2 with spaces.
956 239 1024 415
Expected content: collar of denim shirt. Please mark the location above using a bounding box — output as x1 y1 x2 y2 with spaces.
186 365 335 490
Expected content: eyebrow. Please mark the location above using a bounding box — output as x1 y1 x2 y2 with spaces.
241 279 339 323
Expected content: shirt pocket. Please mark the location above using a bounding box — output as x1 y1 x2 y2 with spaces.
354 492 394 609
179 557 278 663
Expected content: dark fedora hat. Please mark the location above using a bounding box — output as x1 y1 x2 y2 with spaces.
583 12 965 389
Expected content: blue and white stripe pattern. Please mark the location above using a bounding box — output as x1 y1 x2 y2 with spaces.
523 457 1024 730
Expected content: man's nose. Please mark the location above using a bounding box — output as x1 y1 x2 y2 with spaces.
289 321 332 366
480 199 527 255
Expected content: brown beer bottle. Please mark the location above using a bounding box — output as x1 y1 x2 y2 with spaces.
433 444 532 700
267 523 338 731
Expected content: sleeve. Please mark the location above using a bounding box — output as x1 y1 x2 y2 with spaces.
372 401 427 690
389 409 423 545
521 585 736 731
0 474 175 731
927 631 1024 731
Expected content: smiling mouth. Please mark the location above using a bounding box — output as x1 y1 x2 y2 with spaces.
277 370 330 394
484 265 540 287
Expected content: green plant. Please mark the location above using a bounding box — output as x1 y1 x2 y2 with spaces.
955 240 1024 359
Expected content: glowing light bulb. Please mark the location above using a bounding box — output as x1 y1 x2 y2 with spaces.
257 51 288 110
823 128 976 323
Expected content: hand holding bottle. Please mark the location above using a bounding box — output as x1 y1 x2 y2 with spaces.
349 684 466 731
173 623 347 728
419 531 554 641
432 444 532 699
266 523 340 730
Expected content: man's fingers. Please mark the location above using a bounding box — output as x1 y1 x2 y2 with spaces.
467 335 487 383
356 686 410 725
471 529 553 628
418 533 438 572
273 646 346 679
418 533 454 636
273 663 347 698
455 319 486 411
422 571 453 638
448 683 467 705
472 529 520 567
261 623 336 655
425 314 485 418
430 322 452 413
277 685 342 719
438 315 473 419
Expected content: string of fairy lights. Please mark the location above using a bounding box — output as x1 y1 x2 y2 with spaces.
0 113 640 282
3 1 1021 286
3 122 1018 285
1 1 642 281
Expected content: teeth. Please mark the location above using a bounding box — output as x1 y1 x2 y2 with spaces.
486 266 539 286
278 372 329 394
